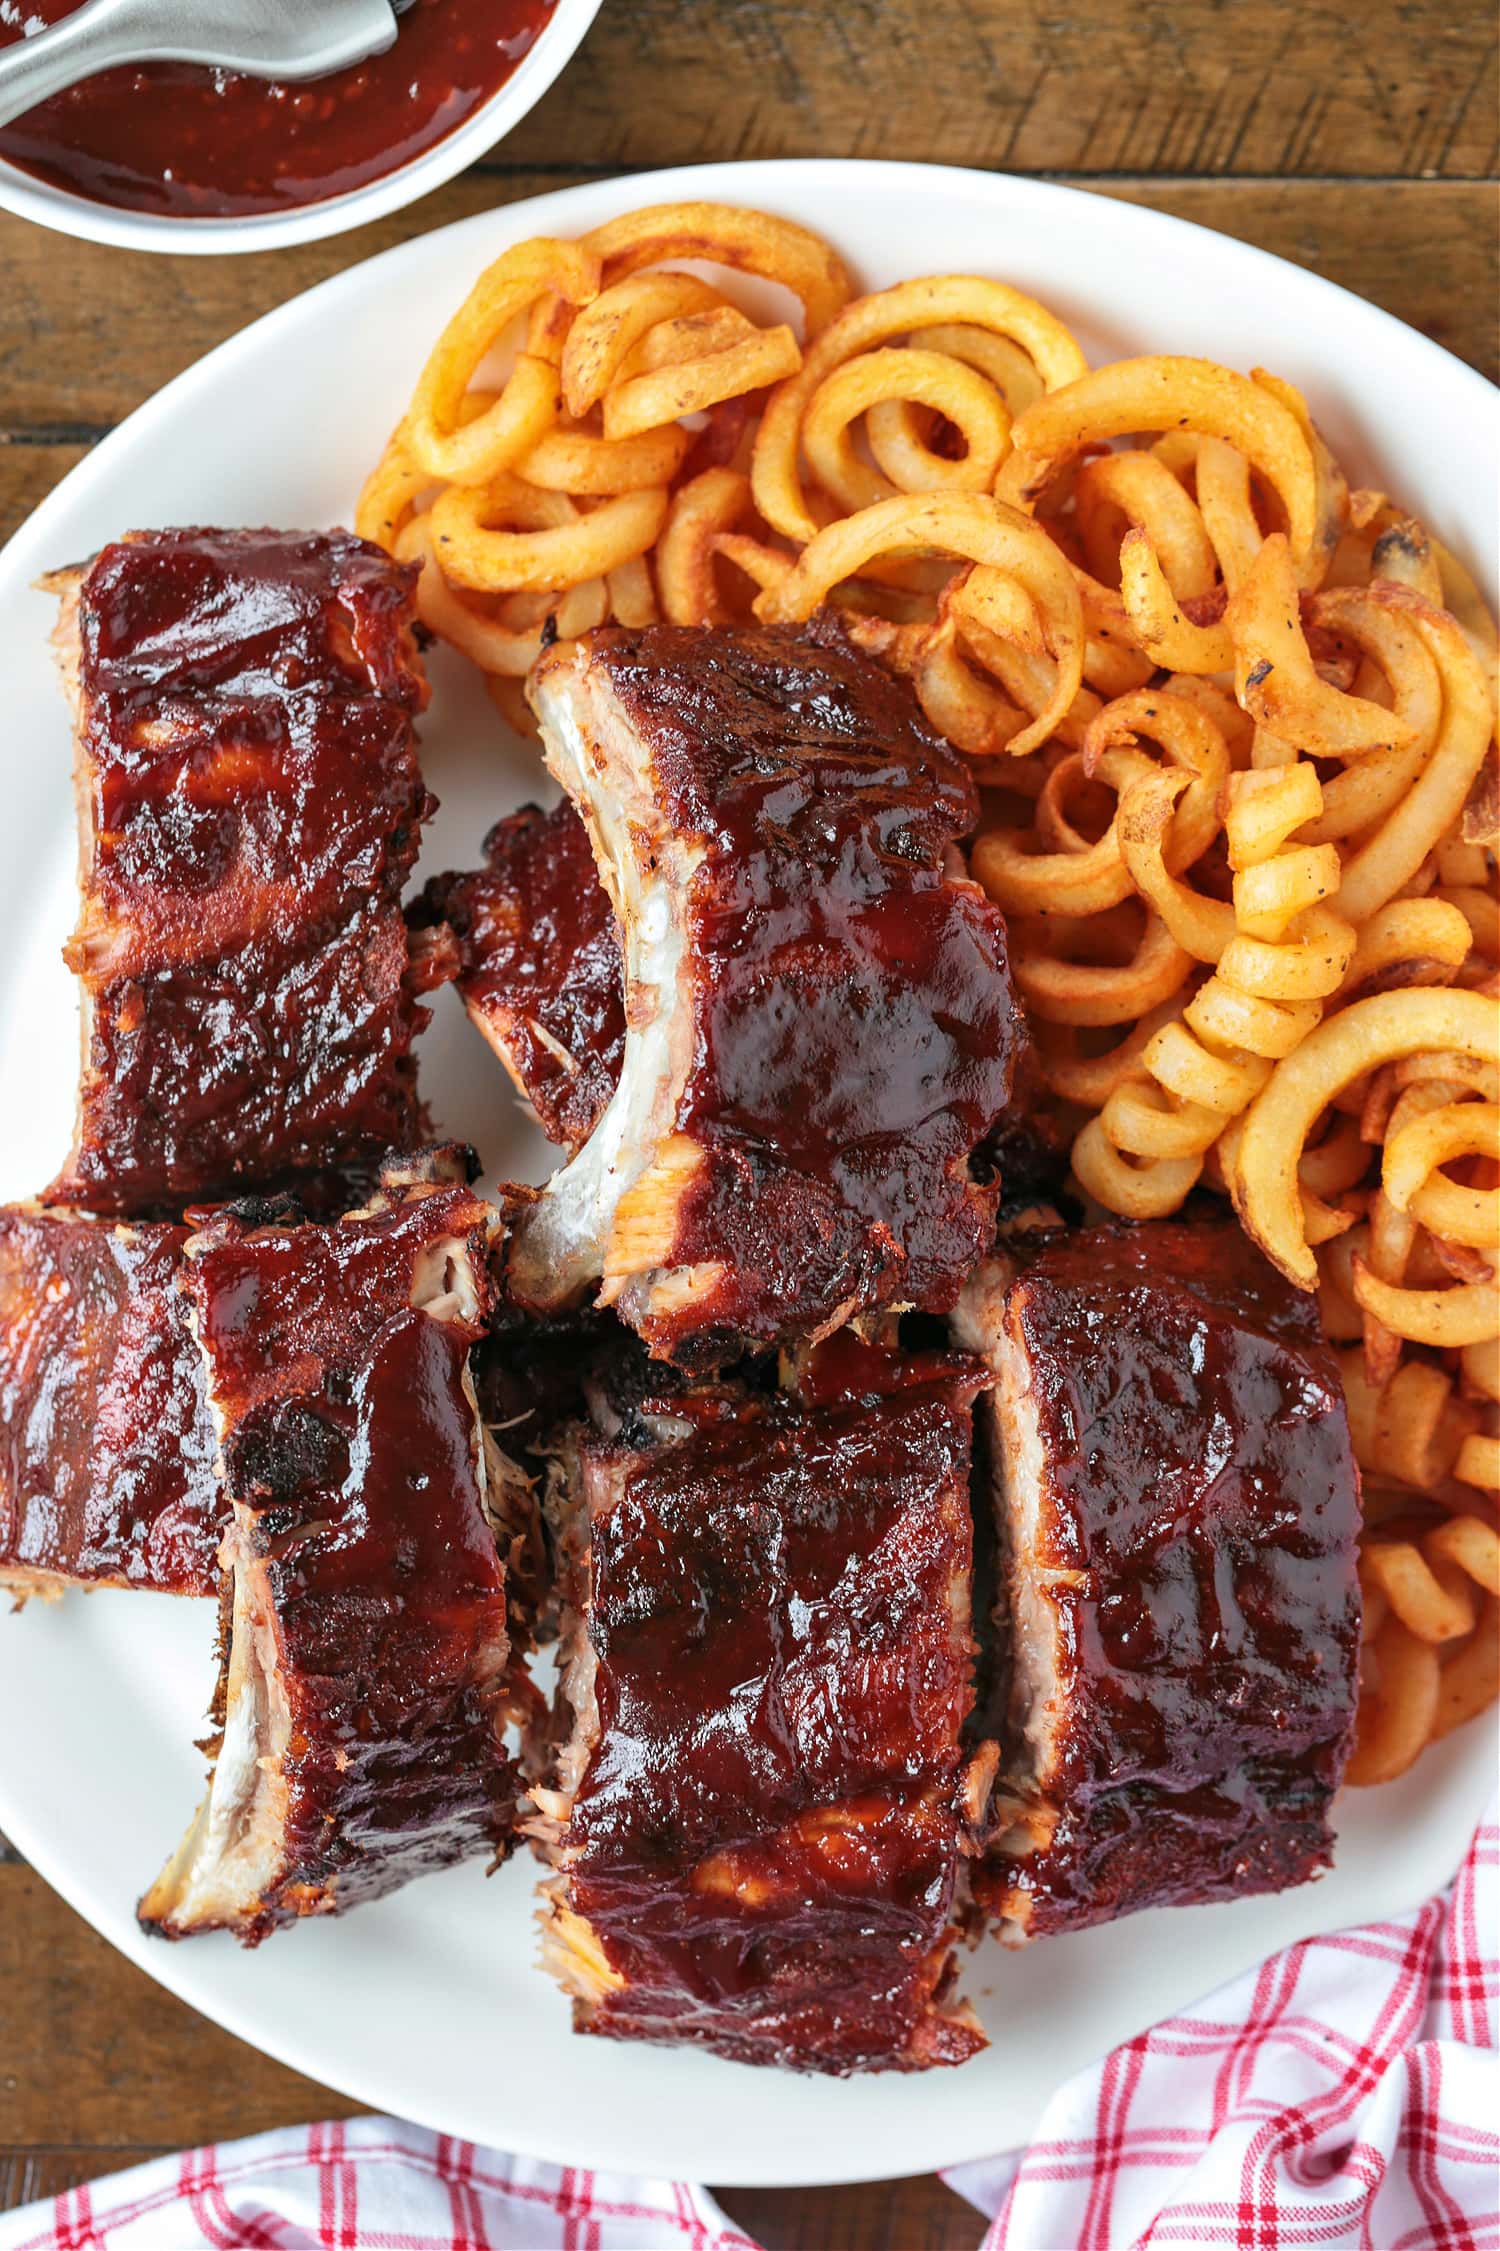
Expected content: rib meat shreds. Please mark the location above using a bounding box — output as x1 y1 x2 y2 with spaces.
528 1333 990 2074
417 801 624 1151
140 1155 534 1946
476 1301 681 1466
0 1204 222 1599
45 528 433 1216
954 1221 1362 1944
513 620 1022 1365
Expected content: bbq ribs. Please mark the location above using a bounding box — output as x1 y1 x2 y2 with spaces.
140 1152 537 1945
508 620 1022 1365
526 1329 991 2073
416 800 624 1153
0 1203 223 1599
954 1219 1363 1941
0 501 1382 2052
44 528 434 1216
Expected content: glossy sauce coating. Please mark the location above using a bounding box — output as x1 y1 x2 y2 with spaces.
554 1341 988 2073
418 801 624 1152
978 1220 1362 1938
544 621 1021 1361
0 1205 222 1594
0 0 555 219
189 1181 515 1940
49 529 431 1215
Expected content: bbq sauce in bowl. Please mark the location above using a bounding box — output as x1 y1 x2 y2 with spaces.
0 0 555 218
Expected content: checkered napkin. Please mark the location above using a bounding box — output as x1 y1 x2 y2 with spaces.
3 1807 1494 2251
946 1798 1500 2251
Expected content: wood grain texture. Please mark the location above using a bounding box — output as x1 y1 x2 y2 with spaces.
0 1867 365 2151
1087 178 1498 382
0 441 88 542
0 2154 171 2213
496 0 1497 182
0 0 1494 2236
720 2178 985 2250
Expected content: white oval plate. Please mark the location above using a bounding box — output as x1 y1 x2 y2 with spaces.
0 162 1494 2189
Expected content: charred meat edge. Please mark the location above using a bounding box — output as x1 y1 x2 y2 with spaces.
138 1195 501 1938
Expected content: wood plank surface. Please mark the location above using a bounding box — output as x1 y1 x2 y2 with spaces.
1 178 1495 446
0 0 1494 2238
0 1862 364 2150
477 0 1500 183
0 441 87 539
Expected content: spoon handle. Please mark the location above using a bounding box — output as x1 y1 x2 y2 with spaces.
0 0 396 135
0 0 152 133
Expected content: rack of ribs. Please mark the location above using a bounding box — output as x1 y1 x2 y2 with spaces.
43 528 434 1217
139 1152 537 1945
0 1204 223 1600
416 801 624 1153
509 619 1022 1366
953 1218 1363 1942
527 1329 991 2074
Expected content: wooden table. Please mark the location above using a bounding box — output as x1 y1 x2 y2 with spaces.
0 3 1494 2242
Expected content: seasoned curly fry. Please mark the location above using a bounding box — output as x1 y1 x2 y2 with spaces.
1346 1616 1440 1785
560 271 729 419
1230 536 1415 756
1235 990 1498 1291
1432 1601 1500 1741
1339 899 1474 999
366 209 1500 1800
405 238 600 485
1073 764 1355 1221
429 478 669 595
1118 526 1232 674
655 469 759 626
1382 1100 1500 1247
602 321 802 443
756 491 1086 759
998 356 1321 568
582 201 852 336
753 275 1087 543
1336 594 1497 923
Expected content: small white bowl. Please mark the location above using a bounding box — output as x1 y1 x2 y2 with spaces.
0 0 603 254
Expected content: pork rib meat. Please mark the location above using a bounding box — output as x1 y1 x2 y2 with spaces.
527 1330 990 2074
140 1153 536 1945
954 1218 1363 1942
45 528 433 1215
511 619 1022 1365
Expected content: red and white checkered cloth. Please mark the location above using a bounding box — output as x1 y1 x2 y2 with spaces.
946 1799 1500 2250
3 1806 1495 2251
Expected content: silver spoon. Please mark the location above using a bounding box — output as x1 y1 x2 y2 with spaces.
0 0 397 133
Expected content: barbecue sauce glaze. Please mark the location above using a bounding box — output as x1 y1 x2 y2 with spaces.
50 529 431 1216
0 1208 222 1593
535 620 1023 1361
556 1337 990 2072
187 1181 517 1940
417 801 625 1153
980 1220 1363 1936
